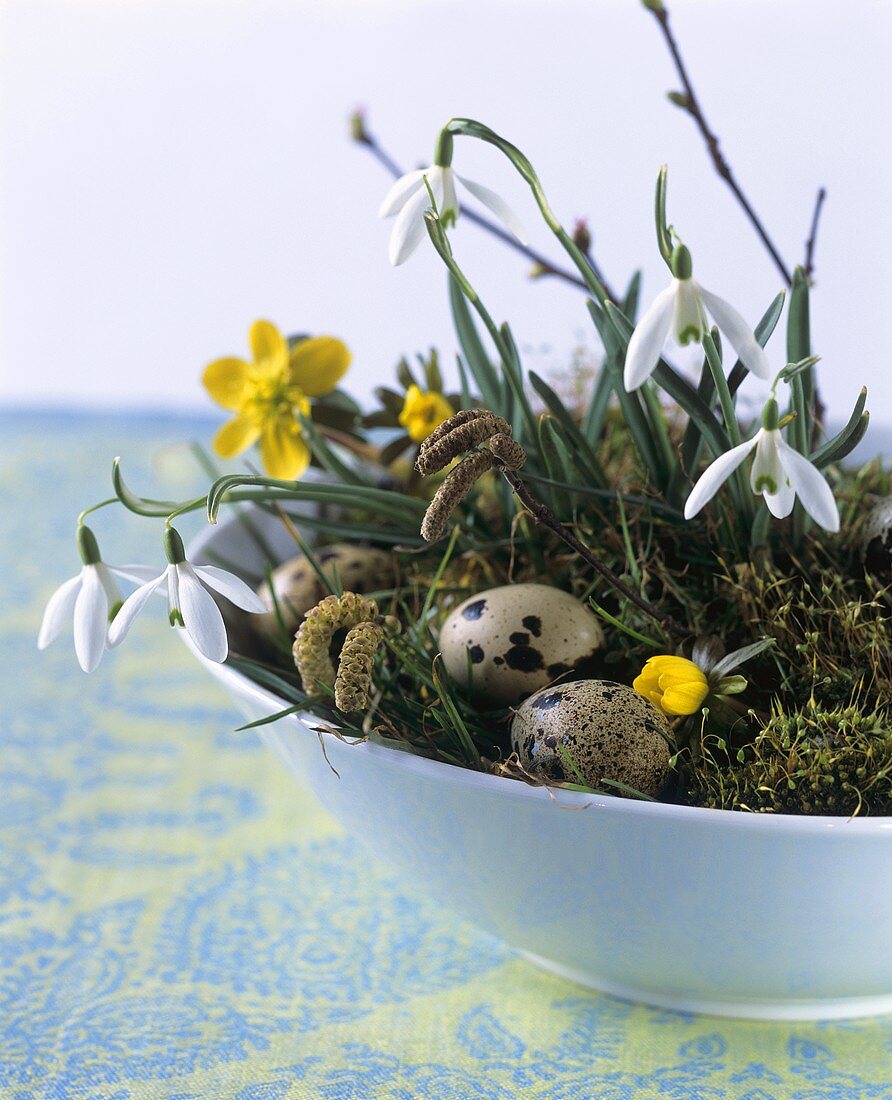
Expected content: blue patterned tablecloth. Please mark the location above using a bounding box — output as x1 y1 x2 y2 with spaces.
2 410 892 1099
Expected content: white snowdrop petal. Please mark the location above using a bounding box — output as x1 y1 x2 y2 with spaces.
192 565 267 613
440 166 459 218
776 436 841 532
177 565 229 663
388 184 435 266
749 430 784 495
107 572 167 647
457 174 527 243
684 434 760 519
672 279 707 345
37 573 83 650
763 478 796 519
377 169 426 218
623 283 676 391
698 286 771 380
73 565 109 673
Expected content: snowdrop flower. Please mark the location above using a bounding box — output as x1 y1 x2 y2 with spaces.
624 245 771 391
107 527 267 663
684 398 840 531
379 131 525 265
37 525 158 672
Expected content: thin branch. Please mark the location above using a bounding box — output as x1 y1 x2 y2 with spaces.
647 2 793 286
502 468 688 640
353 121 618 300
803 187 827 278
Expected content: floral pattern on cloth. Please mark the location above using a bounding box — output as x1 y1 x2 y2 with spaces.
3 412 892 1100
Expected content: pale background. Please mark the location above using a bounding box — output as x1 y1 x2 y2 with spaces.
1 0 890 426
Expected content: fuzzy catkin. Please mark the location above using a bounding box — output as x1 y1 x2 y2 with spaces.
415 410 511 475
420 451 496 542
334 620 384 712
488 433 527 470
293 592 379 699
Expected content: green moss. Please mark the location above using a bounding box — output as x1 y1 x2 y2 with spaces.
694 700 892 816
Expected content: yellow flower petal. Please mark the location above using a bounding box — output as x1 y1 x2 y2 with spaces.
249 319 287 366
213 415 261 459
259 420 311 479
203 357 250 411
660 681 709 716
644 655 701 675
289 336 351 397
399 385 455 442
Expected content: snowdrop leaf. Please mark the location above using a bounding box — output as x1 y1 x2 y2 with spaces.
810 389 868 469
448 276 503 412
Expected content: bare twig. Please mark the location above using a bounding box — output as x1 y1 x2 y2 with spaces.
353 115 618 300
803 187 827 278
647 2 793 287
502 468 688 640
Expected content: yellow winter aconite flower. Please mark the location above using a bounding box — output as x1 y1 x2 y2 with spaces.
399 385 455 443
203 320 350 479
633 655 709 716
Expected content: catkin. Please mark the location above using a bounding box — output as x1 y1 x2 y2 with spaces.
487 433 527 470
293 592 379 699
420 451 496 542
415 409 511 475
335 620 383 712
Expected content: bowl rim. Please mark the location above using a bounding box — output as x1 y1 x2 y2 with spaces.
187 514 892 834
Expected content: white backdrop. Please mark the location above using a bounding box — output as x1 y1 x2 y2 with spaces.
2 0 890 424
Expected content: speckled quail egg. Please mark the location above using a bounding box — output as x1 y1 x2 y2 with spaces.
254 544 392 640
861 496 892 581
439 584 605 708
511 679 671 798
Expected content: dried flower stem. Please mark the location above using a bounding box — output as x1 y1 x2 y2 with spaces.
646 1 792 286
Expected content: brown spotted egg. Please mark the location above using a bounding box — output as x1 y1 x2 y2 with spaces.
439 584 605 708
511 679 671 798
861 496 892 581
254 544 392 640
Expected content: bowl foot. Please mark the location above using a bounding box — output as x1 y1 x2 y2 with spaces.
518 950 892 1021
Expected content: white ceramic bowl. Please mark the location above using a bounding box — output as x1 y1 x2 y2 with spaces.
187 507 892 1021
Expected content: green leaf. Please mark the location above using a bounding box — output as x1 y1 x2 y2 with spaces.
378 433 415 467
112 458 196 518
528 372 606 488
621 269 642 322
586 301 664 485
448 275 502 412
810 391 869 468
422 349 443 392
396 357 418 391
654 165 672 263
581 365 613 445
727 291 786 397
297 414 374 488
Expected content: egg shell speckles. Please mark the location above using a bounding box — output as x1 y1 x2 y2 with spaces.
861 496 892 581
254 544 392 639
439 584 605 708
510 679 671 798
